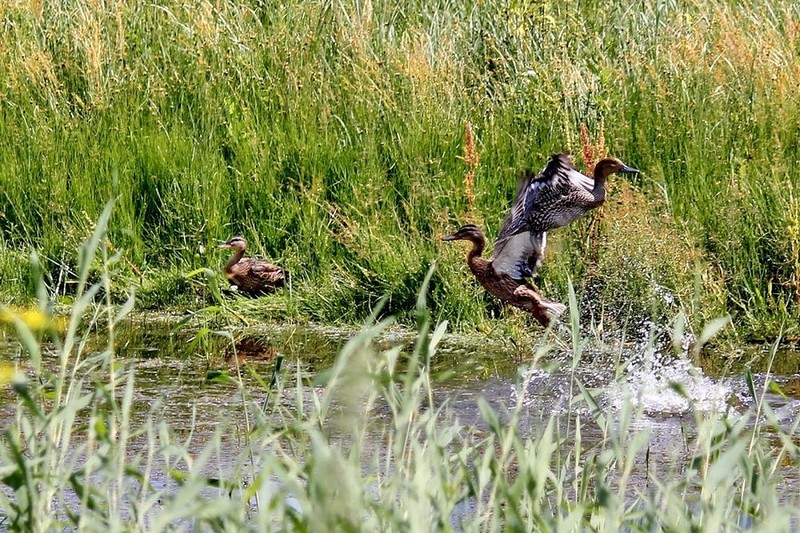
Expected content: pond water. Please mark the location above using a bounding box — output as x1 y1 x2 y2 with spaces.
1 317 800 518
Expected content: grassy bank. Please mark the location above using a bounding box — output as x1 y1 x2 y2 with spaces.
0 1 799 338
1 221 798 531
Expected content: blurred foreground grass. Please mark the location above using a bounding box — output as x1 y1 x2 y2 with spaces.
1 214 798 530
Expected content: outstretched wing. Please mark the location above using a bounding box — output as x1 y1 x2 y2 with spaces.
491 230 547 281
532 153 594 196
490 153 593 280
496 168 537 243
497 153 595 239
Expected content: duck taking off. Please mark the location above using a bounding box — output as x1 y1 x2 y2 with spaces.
442 152 638 327
442 224 565 327
219 236 287 296
502 153 639 235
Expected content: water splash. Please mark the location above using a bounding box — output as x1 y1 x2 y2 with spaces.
604 315 733 418
512 367 571 414
608 356 731 415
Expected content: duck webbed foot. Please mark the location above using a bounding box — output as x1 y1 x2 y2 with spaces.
512 285 567 327
540 300 567 322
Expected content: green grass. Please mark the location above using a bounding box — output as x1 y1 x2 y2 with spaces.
1 218 798 531
0 1 798 338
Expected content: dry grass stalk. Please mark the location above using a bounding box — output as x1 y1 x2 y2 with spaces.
785 190 800 306
580 123 594 173
579 120 608 174
106 238 142 278
595 120 607 161
463 119 479 213
580 122 610 269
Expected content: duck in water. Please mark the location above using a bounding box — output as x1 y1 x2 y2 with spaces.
443 153 638 327
219 236 287 296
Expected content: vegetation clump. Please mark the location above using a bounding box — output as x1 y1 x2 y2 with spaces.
0 1 798 338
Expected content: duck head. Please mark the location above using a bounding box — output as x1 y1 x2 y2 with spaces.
219 236 248 252
593 158 639 182
442 224 485 243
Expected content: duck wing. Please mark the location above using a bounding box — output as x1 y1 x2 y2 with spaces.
534 153 594 194
500 153 598 236
490 230 547 281
490 154 594 280
247 259 286 285
524 153 597 216
490 163 557 280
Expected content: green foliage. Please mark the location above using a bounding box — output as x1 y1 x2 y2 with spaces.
135 267 196 309
0 0 799 335
0 241 35 305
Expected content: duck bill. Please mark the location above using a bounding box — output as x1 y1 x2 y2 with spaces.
619 163 640 174
218 242 232 249
442 233 459 242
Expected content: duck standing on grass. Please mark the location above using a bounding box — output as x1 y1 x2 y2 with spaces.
219 236 287 296
443 152 638 327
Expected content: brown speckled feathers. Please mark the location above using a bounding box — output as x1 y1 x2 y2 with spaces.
220 236 287 296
